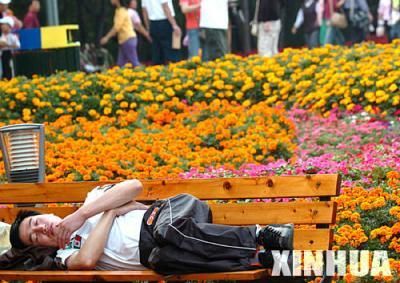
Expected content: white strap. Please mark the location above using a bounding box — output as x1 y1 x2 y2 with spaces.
253 0 260 24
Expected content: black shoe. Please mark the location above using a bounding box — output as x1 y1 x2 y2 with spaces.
258 250 274 268
257 224 294 250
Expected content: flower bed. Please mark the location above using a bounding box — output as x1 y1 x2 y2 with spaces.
1 42 400 124
0 100 296 182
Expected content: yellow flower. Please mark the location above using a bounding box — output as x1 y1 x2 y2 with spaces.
88 109 97 117
55 108 64 114
242 100 251 107
389 84 398 92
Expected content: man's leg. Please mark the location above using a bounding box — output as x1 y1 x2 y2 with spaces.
1 51 12 79
149 21 163 65
188 29 200 58
152 195 293 259
148 245 257 275
201 28 211 61
154 217 258 259
157 20 180 63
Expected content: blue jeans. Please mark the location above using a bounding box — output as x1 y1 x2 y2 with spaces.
187 29 200 58
305 29 320 49
324 25 345 45
390 21 400 42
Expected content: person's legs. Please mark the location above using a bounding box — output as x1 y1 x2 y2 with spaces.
149 20 163 65
257 22 271 56
152 195 293 259
331 26 345 45
201 28 211 61
140 194 294 273
258 21 280 57
352 26 366 44
202 28 227 61
308 29 320 48
154 217 258 259
157 20 179 63
119 37 140 67
270 20 281 56
215 29 228 59
187 28 200 58
148 245 257 275
1 51 12 79
390 22 400 42
305 33 311 48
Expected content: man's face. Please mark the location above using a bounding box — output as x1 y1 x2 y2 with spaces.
32 0 40 12
1 23 10 33
130 0 137 9
19 214 62 248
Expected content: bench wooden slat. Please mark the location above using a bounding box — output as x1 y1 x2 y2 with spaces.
0 269 269 281
0 175 340 203
294 229 332 250
209 201 336 225
0 201 336 225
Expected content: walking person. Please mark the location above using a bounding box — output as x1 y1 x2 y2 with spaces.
377 0 400 42
0 16 20 79
101 0 140 67
23 0 40 29
256 0 283 57
142 0 181 65
128 0 152 42
343 0 372 44
323 0 346 45
292 0 323 49
199 0 229 61
180 0 201 58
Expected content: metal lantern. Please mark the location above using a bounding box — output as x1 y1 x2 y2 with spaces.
0 124 45 183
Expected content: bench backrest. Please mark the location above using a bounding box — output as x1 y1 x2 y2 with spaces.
0 174 340 250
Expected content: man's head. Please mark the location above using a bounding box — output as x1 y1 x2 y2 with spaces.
29 0 40 13
0 0 10 13
129 0 137 9
10 210 62 249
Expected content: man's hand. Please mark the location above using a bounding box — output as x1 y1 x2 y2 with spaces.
100 36 109 46
172 24 182 36
114 201 149 217
56 211 86 249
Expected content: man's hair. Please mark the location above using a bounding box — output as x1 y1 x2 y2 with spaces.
120 0 131 8
10 210 41 249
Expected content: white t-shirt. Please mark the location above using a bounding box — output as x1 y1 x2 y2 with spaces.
142 0 175 21
0 33 20 51
55 185 148 270
199 0 229 30
128 8 142 25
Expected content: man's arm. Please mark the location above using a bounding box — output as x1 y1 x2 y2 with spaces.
66 210 116 270
134 22 152 42
100 27 118 45
162 2 181 34
142 7 150 31
56 179 143 248
65 200 144 270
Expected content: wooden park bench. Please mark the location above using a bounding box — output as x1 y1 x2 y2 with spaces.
0 174 340 282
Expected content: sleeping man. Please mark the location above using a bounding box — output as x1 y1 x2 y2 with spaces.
10 179 294 274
